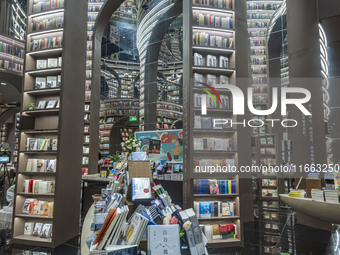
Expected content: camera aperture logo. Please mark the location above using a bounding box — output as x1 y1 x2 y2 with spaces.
197 82 312 128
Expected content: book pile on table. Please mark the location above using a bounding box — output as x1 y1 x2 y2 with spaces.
324 190 340 203
88 180 208 255
311 189 324 202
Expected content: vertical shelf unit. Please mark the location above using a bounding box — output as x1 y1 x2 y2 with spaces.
9 0 27 40
84 0 106 174
0 34 25 74
12 0 88 248
183 0 252 248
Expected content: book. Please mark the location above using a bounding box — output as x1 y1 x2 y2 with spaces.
212 224 221 240
178 210 198 255
126 213 149 245
194 53 203 66
219 56 229 68
207 55 217 67
106 245 138 255
46 76 57 88
46 99 57 109
206 75 217 87
201 117 212 129
36 59 47 69
35 77 46 89
24 222 34 235
147 225 181 254
47 58 58 68
40 223 52 238
131 178 152 201
32 223 43 237
37 100 46 109
57 75 61 87
185 208 205 255
199 201 211 218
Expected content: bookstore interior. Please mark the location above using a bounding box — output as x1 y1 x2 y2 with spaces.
0 0 340 254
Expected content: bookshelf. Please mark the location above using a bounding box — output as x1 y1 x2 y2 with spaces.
9 0 27 40
0 34 25 74
183 0 253 248
83 0 105 174
12 0 88 248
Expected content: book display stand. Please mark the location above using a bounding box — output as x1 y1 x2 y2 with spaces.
182 0 253 248
12 0 88 248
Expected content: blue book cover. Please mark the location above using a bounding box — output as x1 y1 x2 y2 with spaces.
199 201 211 218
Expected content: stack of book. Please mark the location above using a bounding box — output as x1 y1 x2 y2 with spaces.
324 190 339 203
311 189 324 202
200 223 237 241
22 199 54 217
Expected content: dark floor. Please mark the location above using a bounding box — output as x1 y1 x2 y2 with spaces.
1 209 339 255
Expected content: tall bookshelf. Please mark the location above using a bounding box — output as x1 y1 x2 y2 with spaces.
183 0 252 248
12 0 88 248
9 0 27 40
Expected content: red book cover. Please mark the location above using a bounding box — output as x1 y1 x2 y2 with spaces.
28 179 34 193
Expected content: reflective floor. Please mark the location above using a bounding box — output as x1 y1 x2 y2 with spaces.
1 209 340 255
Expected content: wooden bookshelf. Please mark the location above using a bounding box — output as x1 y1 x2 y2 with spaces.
12 0 88 248
183 0 253 248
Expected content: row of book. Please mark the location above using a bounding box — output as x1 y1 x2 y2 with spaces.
194 179 236 194
194 53 229 68
32 0 64 13
31 15 63 32
251 48 266 55
194 137 235 151
260 136 275 145
249 30 267 37
35 76 61 89
30 36 63 51
200 223 237 241
36 57 62 69
193 0 233 9
26 159 56 172
101 109 139 117
251 66 266 74
194 73 229 86
248 21 269 28
252 56 266 65
88 14 98 21
194 116 232 130
260 158 276 166
252 95 268 104
157 103 182 112
153 173 183 181
101 101 139 109
88 5 102 12
253 77 267 84
156 117 174 124
252 86 267 94
263 211 278 220
260 148 276 155
156 110 182 119
24 222 52 239
26 138 58 152
23 180 55 194
0 42 24 57
247 13 272 20
193 12 233 29
22 199 54 217
83 156 89 165
194 201 236 218
246 3 281 10
85 91 91 101
194 93 230 109
0 59 23 72
250 40 266 47
193 32 234 49
88 24 95 31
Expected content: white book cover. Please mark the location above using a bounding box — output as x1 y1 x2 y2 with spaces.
194 73 204 84
47 58 58 68
207 55 217 67
46 99 57 109
194 116 202 129
58 57 62 67
37 100 46 109
36 59 47 69
220 75 229 85
214 138 223 150
206 75 217 87
24 222 35 235
147 225 181 254
194 138 203 150
194 53 203 66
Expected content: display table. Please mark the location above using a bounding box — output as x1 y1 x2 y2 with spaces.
81 203 94 255
280 194 340 230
